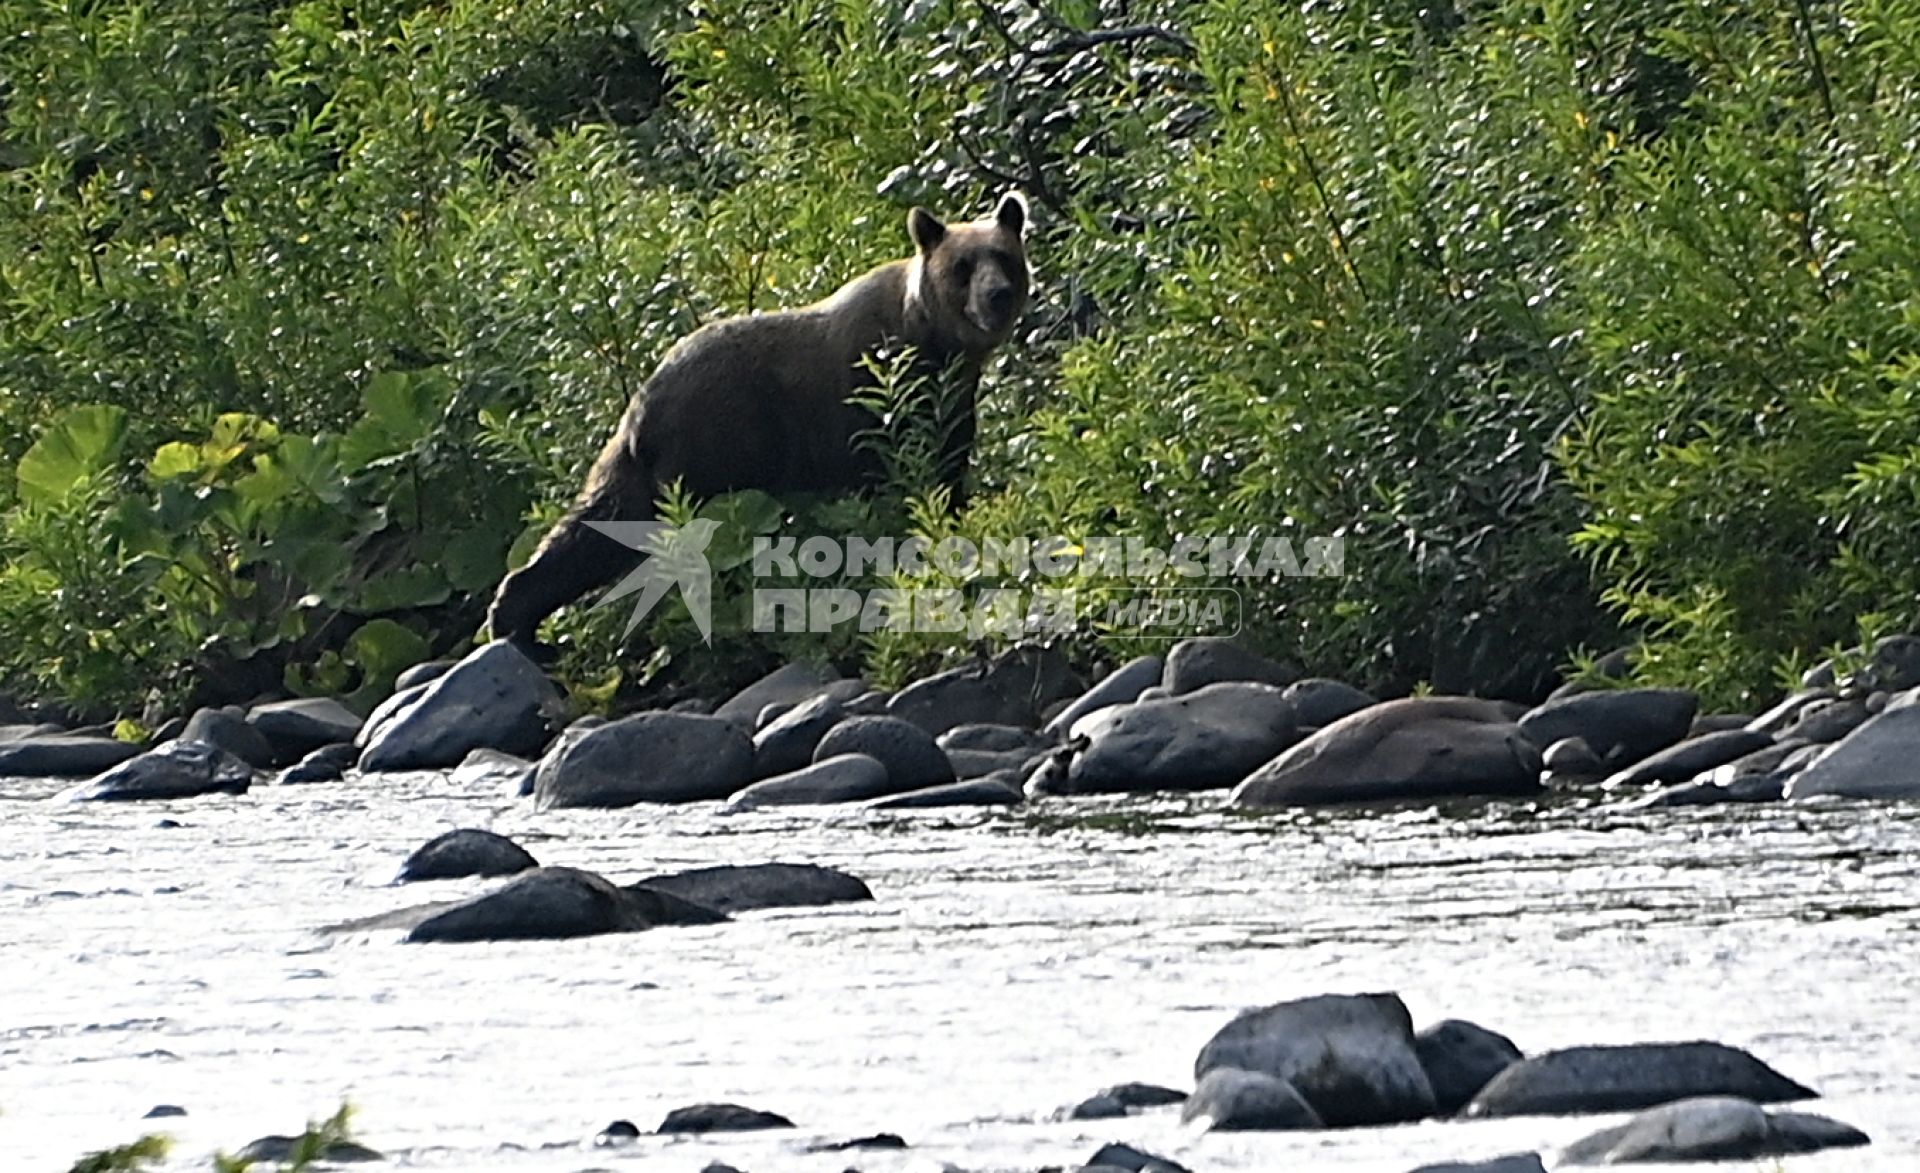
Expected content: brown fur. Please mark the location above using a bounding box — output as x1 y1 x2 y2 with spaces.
486 192 1032 645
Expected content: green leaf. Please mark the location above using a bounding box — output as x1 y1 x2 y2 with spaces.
148 442 204 481
345 617 429 699
339 370 451 472
17 405 129 505
354 564 451 611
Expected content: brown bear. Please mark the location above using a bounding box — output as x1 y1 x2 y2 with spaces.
485 191 1032 645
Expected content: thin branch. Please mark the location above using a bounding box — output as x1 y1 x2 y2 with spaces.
1790 0 1838 124
1266 61 1370 305
1032 25 1195 58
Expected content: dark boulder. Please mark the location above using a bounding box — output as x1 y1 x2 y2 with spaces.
937 723 1054 754
1518 689 1698 765
272 742 359 785
1405 1157 1545 1173
232 1135 382 1164
1194 992 1436 1126
1232 698 1540 808
182 706 277 768
1786 704 1920 800
1283 677 1378 729
633 862 872 913
534 712 753 809
1064 683 1298 795
359 641 565 771
0 734 139 777
885 647 1080 735
750 692 848 779
656 1103 793 1133
405 867 725 943
813 715 954 792
870 774 1023 809
1781 697 1871 744
1464 1042 1815 1118
1416 1019 1524 1116
726 753 893 810
393 659 454 691
1065 1082 1186 1120
1083 1141 1192 1172
714 663 854 725
244 697 363 764
65 740 252 802
1163 637 1299 695
397 829 538 882
1599 728 1775 791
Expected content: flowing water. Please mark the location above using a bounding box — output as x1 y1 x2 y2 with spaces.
3 771 1918 1173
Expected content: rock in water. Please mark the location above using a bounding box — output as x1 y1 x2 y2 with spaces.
632 862 872 913
1599 728 1775 791
398 829 538 882
1063 683 1299 794
1464 1042 1815 1118
182 706 277 768
1162 637 1300 694
232 1135 382 1164
533 712 753 809
1518 689 1698 765
273 742 359 785
812 715 955 792
1194 992 1437 1126
1181 1067 1323 1131
885 647 1080 735
1043 655 1165 737
1064 1081 1187 1120
1786 704 1920 800
726 753 893 810
244 697 364 763
1231 697 1541 808
1083 1141 1194 1171
0 734 140 777
1416 1019 1524 1116
65 740 253 802
868 775 1023 809
1560 1096 1868 1164
750 693 848 779
1405 1157 1546 1173
655 1103 794 1133
358 641 564 771
405 867 725 942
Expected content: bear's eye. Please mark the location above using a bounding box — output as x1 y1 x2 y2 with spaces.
953 258 975 285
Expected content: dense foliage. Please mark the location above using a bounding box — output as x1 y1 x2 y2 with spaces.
2 0 1916 716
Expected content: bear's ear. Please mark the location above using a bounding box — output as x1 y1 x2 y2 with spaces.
908 207 948 254
994 191 1028 236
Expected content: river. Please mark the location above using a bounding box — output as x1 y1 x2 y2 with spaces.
3 773 1916 1172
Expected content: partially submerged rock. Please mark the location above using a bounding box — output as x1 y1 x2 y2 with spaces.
359 641 564 771
405 867 725 942
1181 1067 1323 1131
1194 992 1437 1126
633 862 872 913
1560 1095 1868 1164
1406 1156 1546 1173
182 706 277 768
273 742 359 785
534 712 753 808
1416 1019 1524 1116
656 1102 794 1133
1599 728 1774 791
232 1135 382 1164
1063 1081 1187 1120
726 753 893 810
1063 682 1299 794
65 739 253 802
397 829 538 882
1464 1041 1815 1118
1232 697 1541 808
1082 1141 1193 1172
868 774 1023 809
1786 703 1920 800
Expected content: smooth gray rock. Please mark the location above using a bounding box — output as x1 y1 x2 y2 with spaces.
182 706 276 768
1417 1019 1524 1116
1283 678 1378 729
751 693 847 779
358 641 564 772
1688 713 1754 735
393 659 454 691
1232 698 1540 808
244 697 363 764
1465 1042 1815 1118
1543 737 1603 775
398 829 538 882
1519 689 1699 765
1781 697 1871 744
885 648 1079 735
633 862 872 913
1406 1156 1546 1173
1163 637 1299 694
1083 1141 1193 1171
1063 682 1298 795
726 753 893 810
813 715 954 791
406 867 725 942
1560 1095 1868 1164
937 723 1054 754
868 774 1023 809
1600 729 1775 791
272 742 358 785
448 747 536 793
1044 656 1164 737
947 746 1045 779
656 1103 793 1133
233 1136 382 1164
714 663 853 725
1066 1083 1187 1120
1194 992 1437 1126
1747 689 1835 736
65 739 253 801
533 712 753 809
1181 1067 1323 1131
1786 703 1920 800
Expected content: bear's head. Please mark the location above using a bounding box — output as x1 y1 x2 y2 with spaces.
906 191 1031 357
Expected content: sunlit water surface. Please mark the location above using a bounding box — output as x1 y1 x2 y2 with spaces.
3 773 1917 1173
